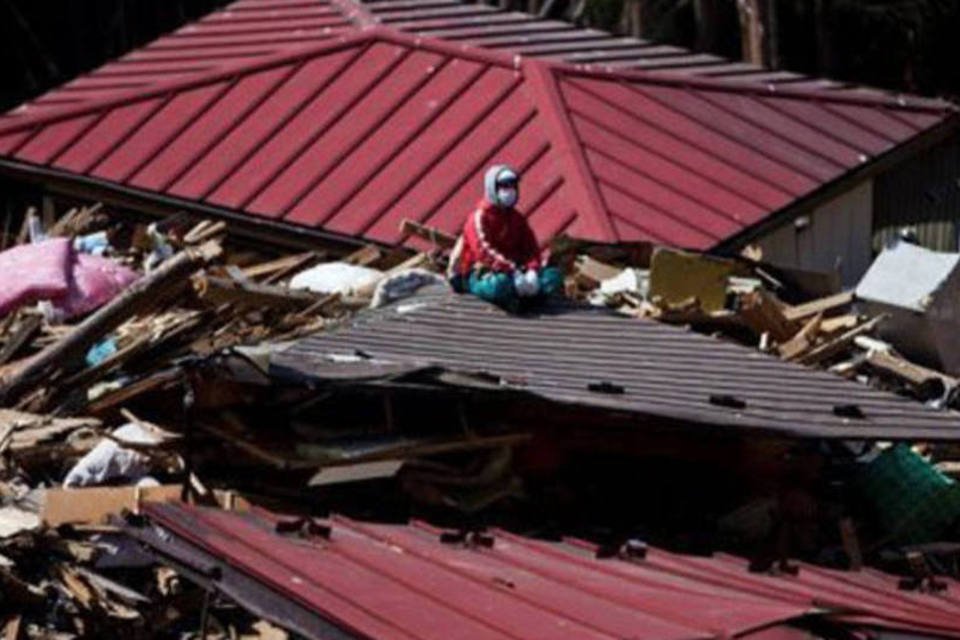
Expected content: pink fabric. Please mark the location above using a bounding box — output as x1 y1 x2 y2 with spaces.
0 238 72 317
0 239 138 320
57 253 139 318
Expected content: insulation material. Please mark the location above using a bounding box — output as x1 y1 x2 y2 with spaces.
0 238 71 317
58 253 139 319
289 262 382 295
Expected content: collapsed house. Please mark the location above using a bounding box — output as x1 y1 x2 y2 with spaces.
1 1 960 638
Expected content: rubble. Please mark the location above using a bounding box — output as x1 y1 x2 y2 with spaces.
0 206 958 638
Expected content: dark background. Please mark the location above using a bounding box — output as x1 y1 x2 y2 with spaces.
2 0 959 113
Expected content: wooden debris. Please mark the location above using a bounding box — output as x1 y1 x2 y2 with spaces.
0 315 41 366
573 255 622 289
400 219 457 249
820 314 860 336
778 312 823 361
864 348 957 393
183 220 227 245
193 274 319 312
796 315 885 366
343 244 384 267
0 241 222 404
783 291 854 322
739 289 799 343
242 251 319 283
43 484 183 527
1 615 22 640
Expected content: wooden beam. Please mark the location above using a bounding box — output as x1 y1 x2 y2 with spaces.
783 291 854 322
400 219 457 249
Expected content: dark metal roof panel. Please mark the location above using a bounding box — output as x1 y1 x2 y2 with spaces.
138 502 960 640
272 289 960 440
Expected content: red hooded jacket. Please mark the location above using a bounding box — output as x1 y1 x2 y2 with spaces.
453 200 543 276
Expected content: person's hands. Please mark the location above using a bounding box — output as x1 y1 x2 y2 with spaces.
514 269 540 297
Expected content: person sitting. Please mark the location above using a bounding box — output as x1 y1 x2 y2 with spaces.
448 164 562 306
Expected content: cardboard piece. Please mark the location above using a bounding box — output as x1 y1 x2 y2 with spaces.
42 484 183 527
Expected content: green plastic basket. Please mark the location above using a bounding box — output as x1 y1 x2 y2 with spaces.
858 444 960 544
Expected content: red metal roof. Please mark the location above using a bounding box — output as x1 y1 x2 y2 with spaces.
0 10 953 248
140 502 960 640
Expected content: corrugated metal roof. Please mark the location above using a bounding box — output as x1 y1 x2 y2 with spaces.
0 0 355 122
4 0 950 124
271 287 960 440
0 23 951 249
136 502 960 640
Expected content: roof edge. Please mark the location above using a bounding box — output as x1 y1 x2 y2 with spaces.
0 157 381 254
713 111 960 253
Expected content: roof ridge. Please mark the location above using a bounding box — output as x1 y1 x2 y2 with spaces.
0 26 522 137
523 59 619 241
328 0 379 27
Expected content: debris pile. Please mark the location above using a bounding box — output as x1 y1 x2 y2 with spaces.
565 241 960 409
0 207 959 638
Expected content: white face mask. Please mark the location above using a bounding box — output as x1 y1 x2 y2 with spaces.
497 187 518 208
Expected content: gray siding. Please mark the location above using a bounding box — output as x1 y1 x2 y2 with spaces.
873 136 960 252
758 181 873 287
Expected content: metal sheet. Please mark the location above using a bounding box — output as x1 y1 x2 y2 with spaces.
272 289 960 440
0 21 951 252
134 502 960 640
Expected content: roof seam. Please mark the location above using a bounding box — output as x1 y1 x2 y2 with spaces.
693 89 850 172
625 83 824 185
236 42 413 209
333 518 659 639
270 46 436 215
587 145 747 228
566 83 791 208
87 93 176 176
121 80 237 184
192 45 371 200
523 60 618 241
358 66 524 238
155 62 305 192
310 56 482 226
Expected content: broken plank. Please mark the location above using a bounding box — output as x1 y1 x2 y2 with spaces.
783 291 854 322
241 251 318 284
343 244 384 267
194 275 319 311
573 255 622 289
85 368 183 415
401 219 457 249
0 315 41 365
778 312 822 361
820 314 860 335
865 349 957 390
797 315 885 366
739 289 799 343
